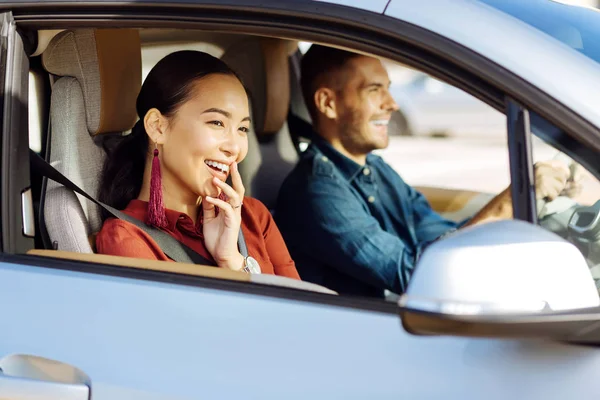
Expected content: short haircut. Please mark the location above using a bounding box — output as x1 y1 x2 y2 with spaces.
300 44 362 122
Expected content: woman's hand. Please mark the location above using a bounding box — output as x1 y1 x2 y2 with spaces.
202 162 245 271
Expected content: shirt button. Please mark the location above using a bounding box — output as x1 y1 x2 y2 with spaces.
368 196 376 203
321 156 328 162
363 168 371 176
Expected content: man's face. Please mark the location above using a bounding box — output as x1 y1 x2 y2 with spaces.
334 56 399 155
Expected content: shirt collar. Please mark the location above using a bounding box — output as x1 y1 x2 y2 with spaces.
126 199 203 236
311 134 377 182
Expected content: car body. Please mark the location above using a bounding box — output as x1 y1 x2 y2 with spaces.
1 0 600 399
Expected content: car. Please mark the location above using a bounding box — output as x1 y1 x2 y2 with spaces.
2 0 600 399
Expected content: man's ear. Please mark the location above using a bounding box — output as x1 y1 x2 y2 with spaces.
314 88 338 120
144 108 168 145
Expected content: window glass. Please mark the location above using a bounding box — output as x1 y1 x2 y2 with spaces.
531 128 600 293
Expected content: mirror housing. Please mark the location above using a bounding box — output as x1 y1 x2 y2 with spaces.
400 220 600 337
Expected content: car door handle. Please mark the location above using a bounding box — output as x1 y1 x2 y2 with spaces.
0 354 91 400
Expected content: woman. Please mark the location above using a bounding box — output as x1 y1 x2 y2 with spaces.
96 50 300 279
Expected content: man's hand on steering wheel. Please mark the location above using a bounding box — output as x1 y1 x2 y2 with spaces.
462 159 581 227
534 160 571 201
562 164 584 199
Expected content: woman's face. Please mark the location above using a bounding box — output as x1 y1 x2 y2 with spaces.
156 73 250 201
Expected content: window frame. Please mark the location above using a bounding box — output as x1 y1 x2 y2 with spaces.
3 1 600 310
0 12 8 253
1 10 32 255
507 99 537 223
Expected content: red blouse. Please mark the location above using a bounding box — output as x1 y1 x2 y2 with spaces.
96 198 300 279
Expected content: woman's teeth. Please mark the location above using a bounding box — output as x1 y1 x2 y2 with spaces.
205 160 230 174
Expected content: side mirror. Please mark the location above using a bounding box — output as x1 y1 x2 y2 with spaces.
399 220 600 339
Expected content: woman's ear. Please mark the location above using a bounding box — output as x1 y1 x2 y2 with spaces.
144 108 168 145
314 88 337 120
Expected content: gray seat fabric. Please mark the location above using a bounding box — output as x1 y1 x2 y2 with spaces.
41 29 141 252
44 77 106 252
221 38 299 210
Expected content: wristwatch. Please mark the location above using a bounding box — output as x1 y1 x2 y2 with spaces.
242 256 261 274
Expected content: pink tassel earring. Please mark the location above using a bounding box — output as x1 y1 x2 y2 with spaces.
146 143 168 229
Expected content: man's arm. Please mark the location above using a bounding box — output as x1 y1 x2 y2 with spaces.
463 187 513 226
465 160 571 227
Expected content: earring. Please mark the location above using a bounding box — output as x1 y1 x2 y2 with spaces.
146 143 168 229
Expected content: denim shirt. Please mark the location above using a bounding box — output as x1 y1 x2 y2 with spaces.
275 136 457 298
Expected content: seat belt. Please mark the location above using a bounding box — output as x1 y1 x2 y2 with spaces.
30 149 249 266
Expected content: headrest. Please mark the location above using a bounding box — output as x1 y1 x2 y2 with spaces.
222 37 297 136
42 29 141 135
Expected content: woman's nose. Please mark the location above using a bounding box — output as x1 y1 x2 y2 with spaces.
220 130 242 158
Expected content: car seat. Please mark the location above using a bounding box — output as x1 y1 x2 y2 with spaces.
40 28 141 252
221 37 299 210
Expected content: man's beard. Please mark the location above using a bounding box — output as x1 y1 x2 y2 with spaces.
338 109 387 157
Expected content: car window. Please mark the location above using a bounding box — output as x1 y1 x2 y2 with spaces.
531 125 600 292
23 29 595 304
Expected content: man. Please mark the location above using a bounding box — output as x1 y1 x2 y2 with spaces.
275 45 570 298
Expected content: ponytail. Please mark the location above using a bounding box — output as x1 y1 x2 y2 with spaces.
98 120 148 219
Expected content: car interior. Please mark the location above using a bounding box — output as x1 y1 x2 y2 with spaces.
13 27 548 297
25 27 350 295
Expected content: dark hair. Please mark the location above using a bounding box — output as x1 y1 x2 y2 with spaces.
300 44 361 122
98 50 242 217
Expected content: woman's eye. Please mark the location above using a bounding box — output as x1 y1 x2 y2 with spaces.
239 126 249 134
209 120 224 127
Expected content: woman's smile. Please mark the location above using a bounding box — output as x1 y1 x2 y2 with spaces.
204 159 230 181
